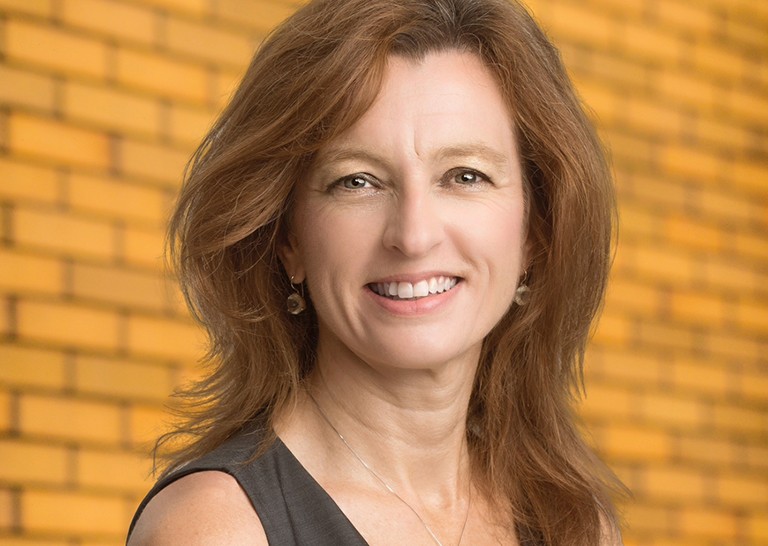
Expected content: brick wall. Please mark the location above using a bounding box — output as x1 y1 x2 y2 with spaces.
0 0 765 545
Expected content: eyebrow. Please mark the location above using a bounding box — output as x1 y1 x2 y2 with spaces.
317 143 512 172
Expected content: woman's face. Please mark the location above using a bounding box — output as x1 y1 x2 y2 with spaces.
281 50 527 372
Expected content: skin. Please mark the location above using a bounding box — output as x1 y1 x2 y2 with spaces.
130 51 620 545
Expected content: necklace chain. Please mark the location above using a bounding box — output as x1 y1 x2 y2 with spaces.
308 392 471 546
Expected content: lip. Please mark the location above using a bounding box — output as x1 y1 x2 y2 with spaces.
365 275 462 317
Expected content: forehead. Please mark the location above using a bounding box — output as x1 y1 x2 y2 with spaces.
317 51 518 165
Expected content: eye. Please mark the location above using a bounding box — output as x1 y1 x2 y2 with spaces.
335 173 376 190
445 168 491 187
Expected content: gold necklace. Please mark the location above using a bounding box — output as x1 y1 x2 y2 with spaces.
309 392 471 546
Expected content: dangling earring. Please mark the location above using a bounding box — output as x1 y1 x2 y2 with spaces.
287 275 306 315
514 270 530 306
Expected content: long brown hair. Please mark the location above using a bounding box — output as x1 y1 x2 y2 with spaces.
161 0 624 543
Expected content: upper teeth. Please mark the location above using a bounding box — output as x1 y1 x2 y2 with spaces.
372 276 458 299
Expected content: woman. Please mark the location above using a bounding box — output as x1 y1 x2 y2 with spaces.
127 0 624 544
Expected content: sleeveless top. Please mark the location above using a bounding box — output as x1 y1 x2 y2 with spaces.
127 425 541 545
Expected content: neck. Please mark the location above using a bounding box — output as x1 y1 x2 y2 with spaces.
303 339 479 501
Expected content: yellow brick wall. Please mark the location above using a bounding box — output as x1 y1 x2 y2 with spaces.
0 0 765 544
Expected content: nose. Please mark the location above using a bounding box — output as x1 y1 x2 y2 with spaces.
381 184 444 257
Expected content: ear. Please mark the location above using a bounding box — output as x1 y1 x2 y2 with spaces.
278 231 306 283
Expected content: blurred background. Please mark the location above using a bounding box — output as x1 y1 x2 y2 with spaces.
0 0 766 544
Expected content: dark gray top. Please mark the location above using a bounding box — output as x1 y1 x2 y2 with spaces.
128 425 539 545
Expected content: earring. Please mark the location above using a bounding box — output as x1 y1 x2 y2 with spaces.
514 270 530 306
287 275 306 315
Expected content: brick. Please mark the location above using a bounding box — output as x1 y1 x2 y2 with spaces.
0 439 69 485
75 354 173 400
21 489 125 535
676 436 736 467
643 466 707 502
211 67 247 109
4 19 108 79
68 173 167 225
16 300 120 352
122 225 165 269
0 0 53 16
589 313 632 346
0 389 10 433
635 320 698 353
13 207 115 260
0 158 59 205
622 502 674 535
78 449 153 492
571 77 619 125
599 424 672 462
586 348 663 387
63 81 161 137
0 486 13 531
694 116 752 152
669 290 726 328
164 16 254 67
713 404 767 435
578 383 635 421
628 245 695 286
658 144 723 185
547 1 618 48
736 300 768 334
8 113 111 169
702 257 759 295
0 249 63 295
670 358 731 397
127 403 169 447
620 21 685 65
639 391 705 429
678 507 740 540
622 96 685 137
604 277 662 316
582 50 649 90
0 64 56 112
119 139 188 186
601 130 655 167
0 344 67 389
727 159 768 195
717 473 768 507
656 1 718 36
19 393 122 445
692 42 748 83
749 514 768 542
745 445 768 472
71 262 168 311
739 370 768 403
214 0 296 33
626 172 690 209
167 104 214 146
656 70 718 110
126 315 204 360
60 0 158 46
618 203 662 240
726 87 768 127
735 230 768 264
705 331 763 362
695 186 762 225
133 0 208 16
115 47 209 104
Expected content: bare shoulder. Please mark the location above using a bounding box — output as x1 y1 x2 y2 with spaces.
128 470 267 546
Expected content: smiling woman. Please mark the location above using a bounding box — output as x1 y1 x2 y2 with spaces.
126 1 624 545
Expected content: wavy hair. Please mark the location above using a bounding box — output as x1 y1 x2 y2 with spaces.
159 0 624 543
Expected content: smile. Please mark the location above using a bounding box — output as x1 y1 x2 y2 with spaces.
368 276 459 300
